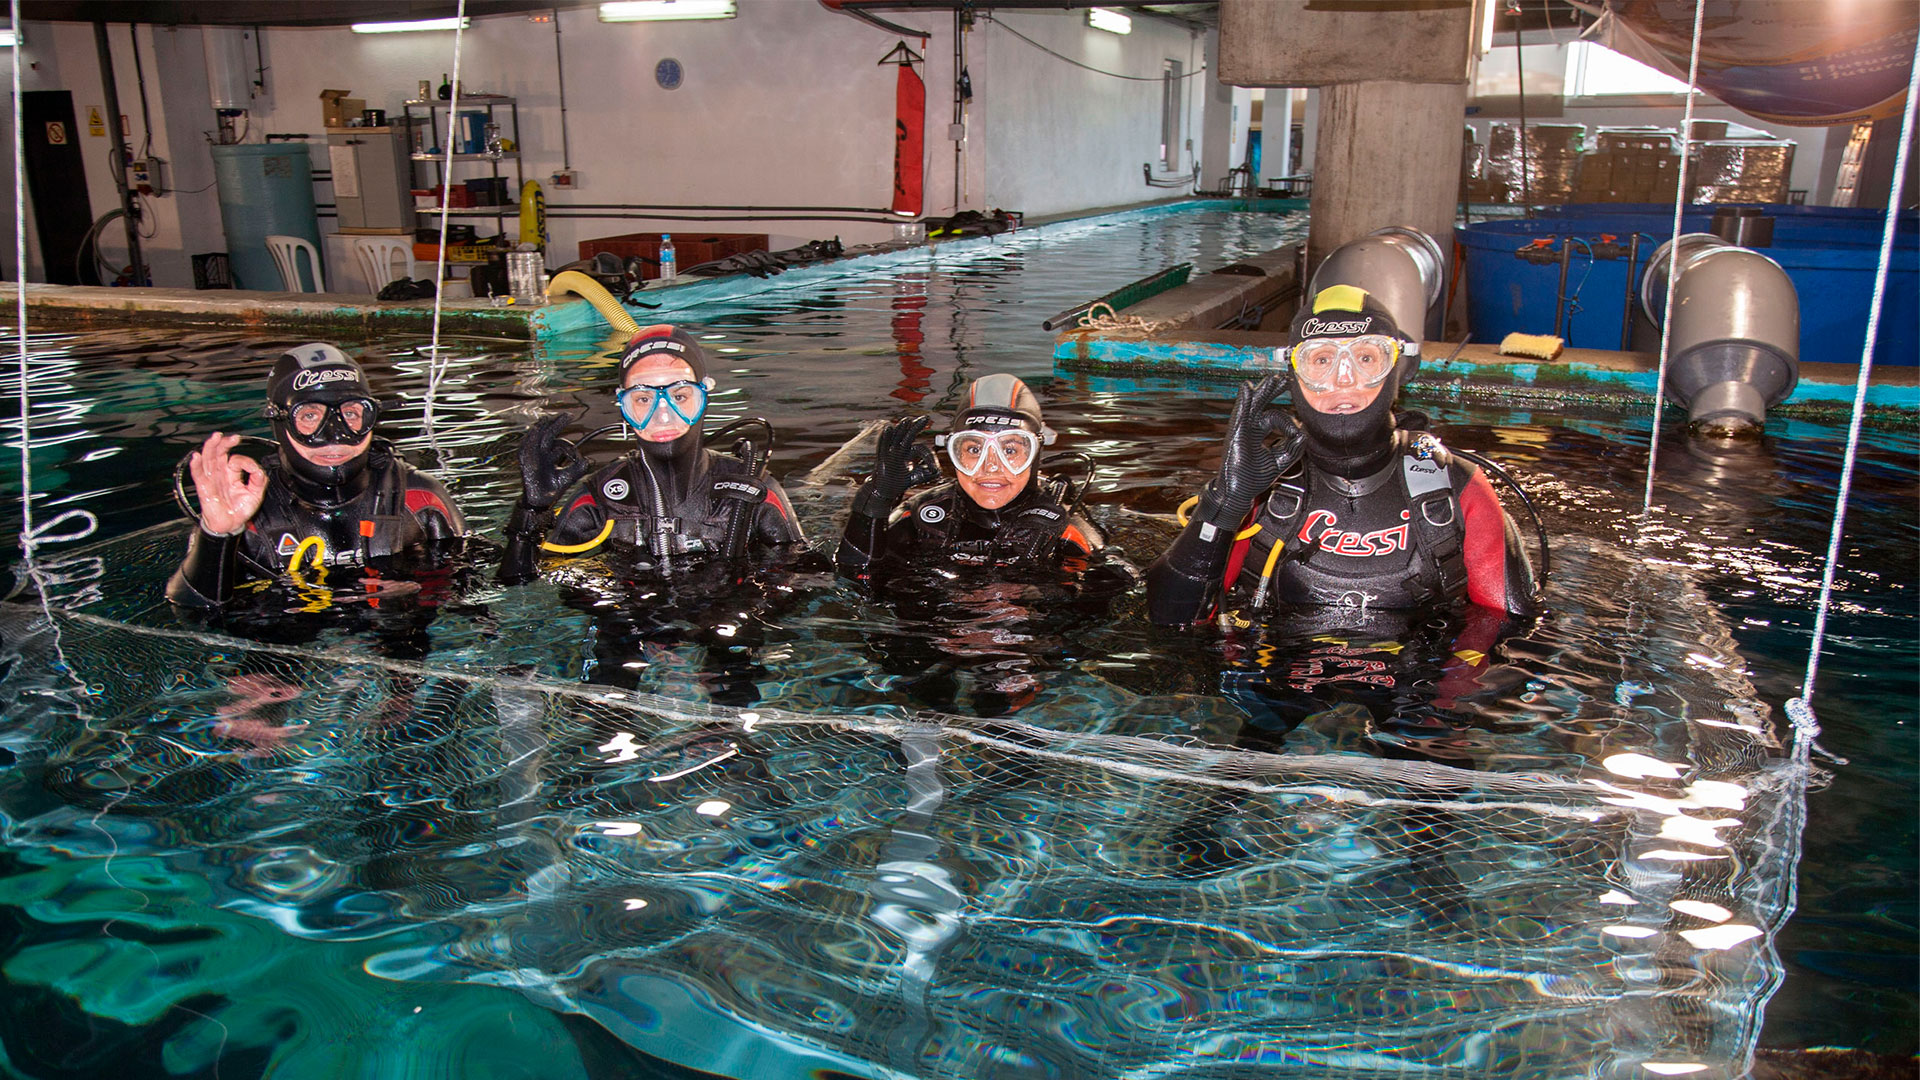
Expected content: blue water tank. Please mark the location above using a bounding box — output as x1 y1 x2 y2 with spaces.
211 143 322 291
1458 205 1918 367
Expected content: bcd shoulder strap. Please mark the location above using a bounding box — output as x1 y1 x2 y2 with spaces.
1401 440 1467 603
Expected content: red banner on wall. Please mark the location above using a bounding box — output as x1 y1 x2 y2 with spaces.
892 64 926 217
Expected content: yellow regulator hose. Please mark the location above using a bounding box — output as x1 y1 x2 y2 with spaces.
546 270 642 336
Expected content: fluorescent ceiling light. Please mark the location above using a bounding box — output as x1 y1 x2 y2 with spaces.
1087 7 1131 35
599 0 737 22
0 29 16 47
350 17 469 33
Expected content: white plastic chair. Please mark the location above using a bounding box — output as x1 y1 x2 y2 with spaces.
352 236 415 293
265 234 324 293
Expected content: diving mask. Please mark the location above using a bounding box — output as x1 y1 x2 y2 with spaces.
266 397 379 448
1286 334 1402 394
617 378 713 432
944 428 1038 477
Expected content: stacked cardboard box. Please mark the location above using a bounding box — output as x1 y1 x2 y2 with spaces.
1574 129 1680 203
1461 126 1492 201
1689 140 1795 203
1476 123 1586 204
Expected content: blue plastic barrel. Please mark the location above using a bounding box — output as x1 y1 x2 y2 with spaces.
1458 204 1918 366
211 143 322 291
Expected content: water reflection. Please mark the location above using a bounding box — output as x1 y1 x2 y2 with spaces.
0 207 1913 1073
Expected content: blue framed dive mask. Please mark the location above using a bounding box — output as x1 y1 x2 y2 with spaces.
616 378 712 432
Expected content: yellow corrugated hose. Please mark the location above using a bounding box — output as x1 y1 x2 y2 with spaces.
546 270 641 336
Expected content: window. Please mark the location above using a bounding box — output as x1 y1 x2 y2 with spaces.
1566 41 1695 97
1161 59 1183 170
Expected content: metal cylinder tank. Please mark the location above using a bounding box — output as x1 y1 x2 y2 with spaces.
202 27 252 113
211 143 321 291
1306 225 1447 378
1641 233 1800 435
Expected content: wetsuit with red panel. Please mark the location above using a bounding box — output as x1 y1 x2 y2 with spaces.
167 447 465 608
1219 431 1537 616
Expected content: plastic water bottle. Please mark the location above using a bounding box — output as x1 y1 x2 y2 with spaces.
658 234 676 281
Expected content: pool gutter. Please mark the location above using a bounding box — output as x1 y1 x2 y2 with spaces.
1055 331 1920 417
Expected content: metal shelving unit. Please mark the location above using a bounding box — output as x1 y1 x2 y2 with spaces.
404 94 524 246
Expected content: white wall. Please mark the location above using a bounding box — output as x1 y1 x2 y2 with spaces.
976 10 1204 217
6 2 1219 292
0 20 218 287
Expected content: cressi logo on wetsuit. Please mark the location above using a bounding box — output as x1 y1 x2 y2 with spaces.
248 456 460 570
1295 508 1412 557
1232 448 1467 611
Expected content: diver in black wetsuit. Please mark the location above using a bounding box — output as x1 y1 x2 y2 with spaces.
499 324 806 582
497 324 810 699
1147 285 1540 624
836 373 1133 715
1144 286 1544 760
166 344 467 610
837 373 1114 581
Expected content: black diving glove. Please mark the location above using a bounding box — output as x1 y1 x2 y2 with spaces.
852 415 939 519
517 412 590 512
1196 373 1294 528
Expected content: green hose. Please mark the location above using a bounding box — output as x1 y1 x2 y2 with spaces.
546 270 641 336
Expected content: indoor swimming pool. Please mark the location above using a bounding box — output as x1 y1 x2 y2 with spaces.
0 207 1912 1077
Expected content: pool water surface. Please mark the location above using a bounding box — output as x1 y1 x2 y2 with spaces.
0 207 1913 1077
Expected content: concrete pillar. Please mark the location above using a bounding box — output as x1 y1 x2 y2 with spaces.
1306 80 1467 281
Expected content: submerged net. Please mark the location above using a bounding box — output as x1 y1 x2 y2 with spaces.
0 521 1814 1079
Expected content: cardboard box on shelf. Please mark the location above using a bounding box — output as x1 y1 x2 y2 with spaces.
319 89 365 128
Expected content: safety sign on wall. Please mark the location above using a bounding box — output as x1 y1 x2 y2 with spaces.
86 107 104 136
44 122 66 145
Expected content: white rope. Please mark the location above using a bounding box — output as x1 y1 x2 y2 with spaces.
11 0 29 555
424 0 469 440
1638 0 1706 516
10 0 98 718
10 0 96 566
1785 29 1920 753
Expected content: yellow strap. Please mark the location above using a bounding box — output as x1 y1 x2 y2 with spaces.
287 536 327 576
541 518 615 554
285 537 332 610
1259 536 1286 579
1176 494 1259 539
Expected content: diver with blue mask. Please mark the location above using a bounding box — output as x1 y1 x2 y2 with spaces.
166 344 467 609
498 324 806 584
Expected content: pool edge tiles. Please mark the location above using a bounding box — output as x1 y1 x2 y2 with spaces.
1053 333 1920 417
